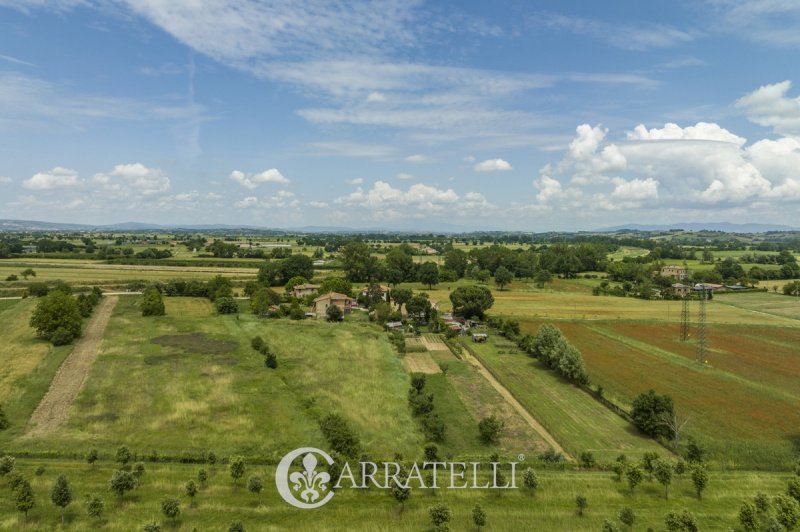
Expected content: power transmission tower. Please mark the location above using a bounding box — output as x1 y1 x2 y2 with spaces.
695 288 707 365
680 296 690 342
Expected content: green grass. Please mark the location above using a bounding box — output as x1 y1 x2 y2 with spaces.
0 457 791 531
1 297 425 461
461 336 665 462
715 291 800 320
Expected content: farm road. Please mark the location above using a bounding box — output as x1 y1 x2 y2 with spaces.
460 347 570 458
26 296 118 437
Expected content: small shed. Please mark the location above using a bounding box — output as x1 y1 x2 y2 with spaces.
471 333 488 343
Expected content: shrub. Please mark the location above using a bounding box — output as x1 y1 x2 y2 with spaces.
319 413 360 458
140 287 165 316
215 296 239 314
160 496 180 521
421 413 446 442
478 415 504 444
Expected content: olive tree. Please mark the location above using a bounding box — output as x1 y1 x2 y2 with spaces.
50 474 73 525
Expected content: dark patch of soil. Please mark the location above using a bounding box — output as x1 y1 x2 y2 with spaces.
151 332 238 355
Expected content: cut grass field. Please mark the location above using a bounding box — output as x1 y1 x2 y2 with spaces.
460 336 665 462
715 291 800 320
1 297 425 461
0 458 790 531
0 262 256 286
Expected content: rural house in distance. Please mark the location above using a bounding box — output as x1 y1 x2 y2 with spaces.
311 292 354 318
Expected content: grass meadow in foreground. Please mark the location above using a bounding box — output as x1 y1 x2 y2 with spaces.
0 458 791 531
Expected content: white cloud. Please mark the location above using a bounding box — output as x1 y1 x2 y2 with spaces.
735 80 800 136
610 177 659 202
366 91 386 102
23 167 81 190
405 154 429 163
309 141 398 160
175 191 199 202
534 12 697 51
235 196 259 209
534 119 800 212
335 181 458 214
474 158 512 172
346 177 364 186
229 168 290 189
235 190 298 210
395 173 414 180
0 176 12 184
110 163 171 196
308 201 328 208
627 122 747 145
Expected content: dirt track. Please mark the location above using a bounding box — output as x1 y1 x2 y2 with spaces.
26 296 118 437
460 347 570 457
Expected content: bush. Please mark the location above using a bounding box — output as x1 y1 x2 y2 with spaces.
51 327 76 346
215 297 239 314
319 413 360 458
160 496 180 520
631 390 675 439
29 290 82 344
141 287 165 316
421 413 446 442
478 415 504 444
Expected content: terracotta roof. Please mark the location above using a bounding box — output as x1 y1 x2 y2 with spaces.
293 284 320 290
312 292 352 303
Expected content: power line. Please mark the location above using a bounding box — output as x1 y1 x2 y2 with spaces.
695 287 707 365
680 295 690 342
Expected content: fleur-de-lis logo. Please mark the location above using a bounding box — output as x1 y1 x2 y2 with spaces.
276 447 336 509
289 452 331 503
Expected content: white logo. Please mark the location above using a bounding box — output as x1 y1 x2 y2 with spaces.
275 447 335 509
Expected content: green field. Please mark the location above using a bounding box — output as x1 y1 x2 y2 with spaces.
0 297 425 461
0 458 791 531
461 335 665 462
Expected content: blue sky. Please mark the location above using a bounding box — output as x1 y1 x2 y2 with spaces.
1 0 799 230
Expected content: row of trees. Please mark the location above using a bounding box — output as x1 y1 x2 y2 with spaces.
517 324 589 385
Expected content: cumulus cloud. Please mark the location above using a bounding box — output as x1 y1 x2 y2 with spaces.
23 167 81 190
109 163 171 196
533 119 800 213
405 154 429 163
627 122 746 145
235 190 298 210
735 80 800 136
334 181 468 220
366 91 386 102
308 201 328 208
395 173 413 180
346 177 364 186
229 168 290 189
0 176 13 184
474 158 512 172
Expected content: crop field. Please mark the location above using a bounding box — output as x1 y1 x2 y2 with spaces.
517 316 800 470
461 336 665 462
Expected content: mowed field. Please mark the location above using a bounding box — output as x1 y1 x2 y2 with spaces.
0 297 427 461
0 458 791 531
462 336 665 462
0 261 257 286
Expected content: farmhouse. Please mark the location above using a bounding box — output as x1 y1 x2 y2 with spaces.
661 265 689 280
671 283 692 297
694 282 725 292
292 283 320 299
311 292 354 318
360 284 391 301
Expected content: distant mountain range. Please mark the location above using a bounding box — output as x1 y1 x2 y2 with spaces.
0 218 797 234
598 222 799 233
0 219 494 233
